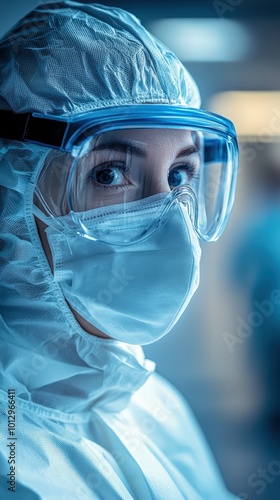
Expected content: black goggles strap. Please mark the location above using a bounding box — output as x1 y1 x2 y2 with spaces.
0 110 67 148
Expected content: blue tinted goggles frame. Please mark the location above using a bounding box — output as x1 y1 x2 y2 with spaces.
0 104 237 151
0 104 239 242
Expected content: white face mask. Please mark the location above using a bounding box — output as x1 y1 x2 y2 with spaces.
34 196 201 345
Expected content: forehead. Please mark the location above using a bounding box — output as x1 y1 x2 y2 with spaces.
91 127 195 151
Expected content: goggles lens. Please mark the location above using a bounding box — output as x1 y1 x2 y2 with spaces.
34 109 238 244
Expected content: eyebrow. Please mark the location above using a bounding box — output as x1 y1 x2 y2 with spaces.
91 140 199 159
92 140 147 158
176 145 199 158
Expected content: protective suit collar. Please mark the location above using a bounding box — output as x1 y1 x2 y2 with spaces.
0 320 154 415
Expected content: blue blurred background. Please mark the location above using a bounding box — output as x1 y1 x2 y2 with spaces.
1 1 280 498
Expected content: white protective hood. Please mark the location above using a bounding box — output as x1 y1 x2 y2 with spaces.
0 1 200 414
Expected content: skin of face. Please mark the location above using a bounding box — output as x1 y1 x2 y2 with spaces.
35 128 200 339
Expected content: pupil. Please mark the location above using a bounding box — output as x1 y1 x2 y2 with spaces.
97 168 115 184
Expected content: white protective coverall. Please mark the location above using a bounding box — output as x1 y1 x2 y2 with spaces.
0 2 237 498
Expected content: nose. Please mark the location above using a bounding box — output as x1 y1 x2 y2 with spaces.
140 169 171 198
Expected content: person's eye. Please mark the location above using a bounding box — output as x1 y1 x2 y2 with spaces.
168 163 199 188
88 162 129 188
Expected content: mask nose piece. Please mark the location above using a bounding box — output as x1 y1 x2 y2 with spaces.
163 186 199 233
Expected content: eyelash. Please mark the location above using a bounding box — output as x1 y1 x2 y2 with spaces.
172 162 200 179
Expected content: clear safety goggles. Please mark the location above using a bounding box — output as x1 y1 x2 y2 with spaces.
0 105 238 245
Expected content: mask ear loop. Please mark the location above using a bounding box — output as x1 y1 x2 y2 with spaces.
33 197 75 256
33 186 66 232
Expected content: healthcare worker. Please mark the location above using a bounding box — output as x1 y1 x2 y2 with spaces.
0 2 239 498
